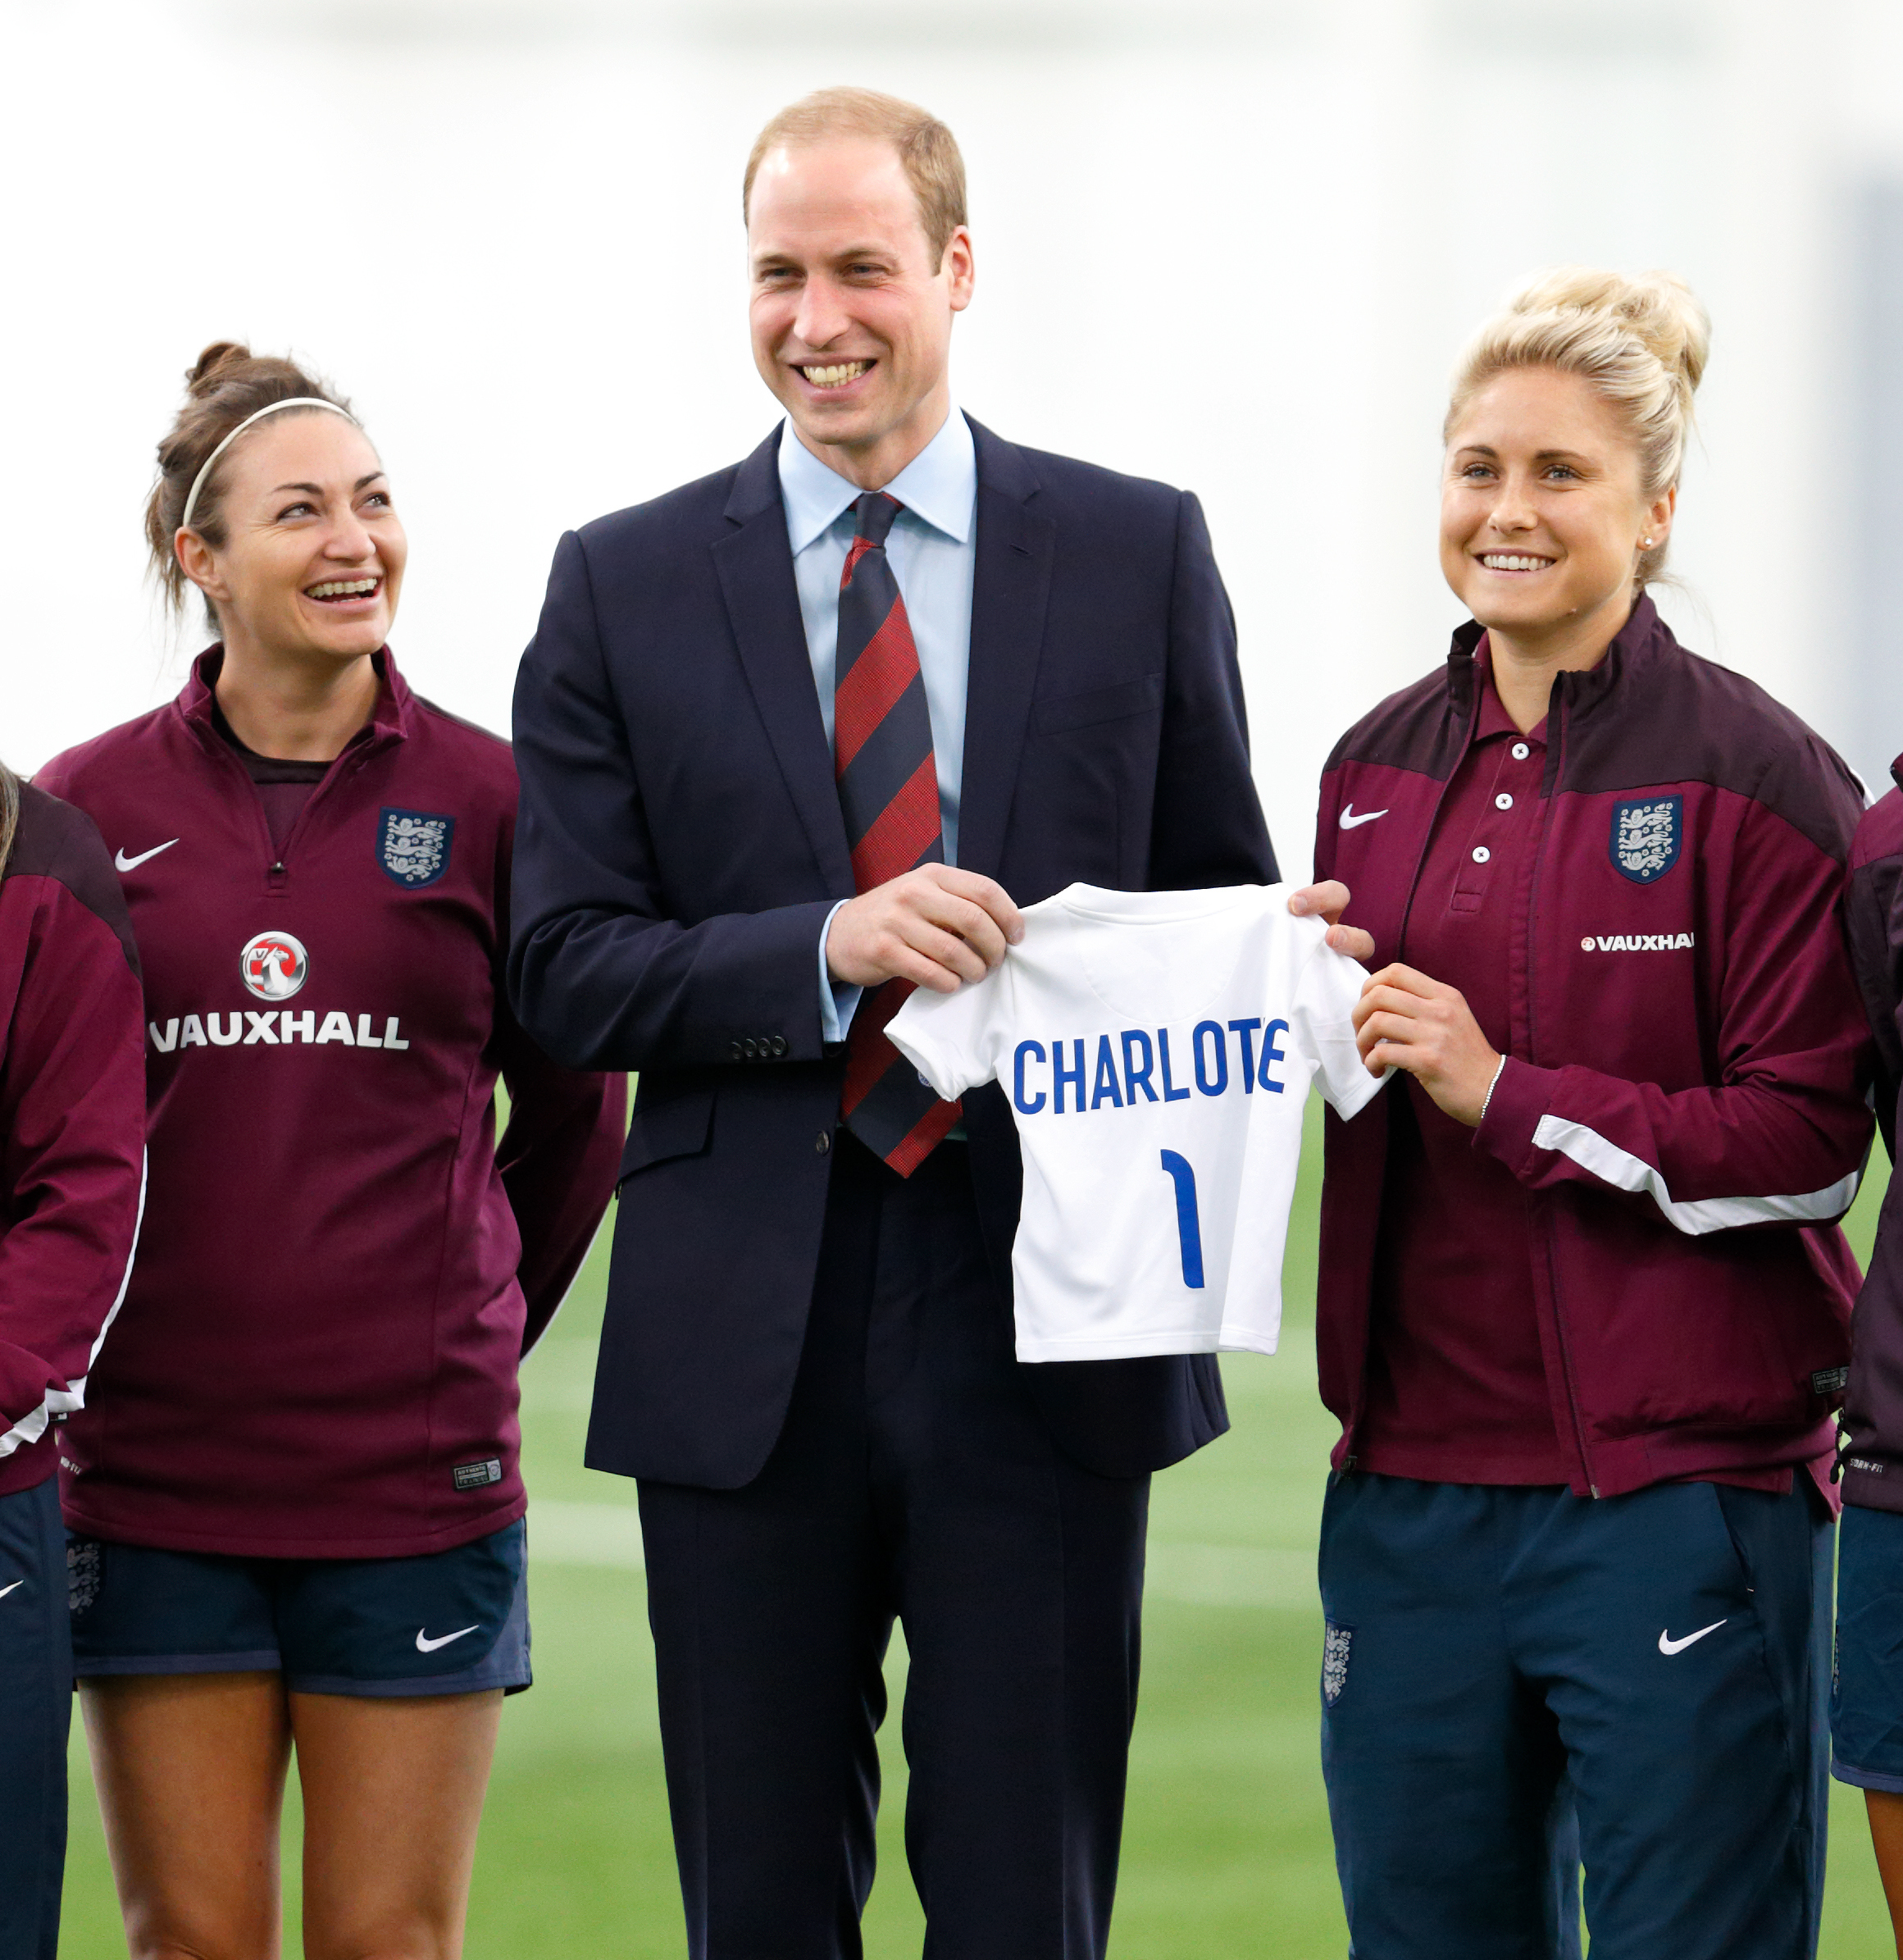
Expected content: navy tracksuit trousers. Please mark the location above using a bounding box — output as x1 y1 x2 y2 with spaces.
0 1478 71 1960
1318 1472 1832 1960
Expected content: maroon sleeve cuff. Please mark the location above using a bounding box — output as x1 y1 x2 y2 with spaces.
0 1341 65 1442
1473 1056 1561 1178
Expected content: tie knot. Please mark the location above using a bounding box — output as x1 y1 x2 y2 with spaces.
853 491 903 549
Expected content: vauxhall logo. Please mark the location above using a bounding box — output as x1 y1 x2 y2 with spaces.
147 932 412 1055
241 930 307 1001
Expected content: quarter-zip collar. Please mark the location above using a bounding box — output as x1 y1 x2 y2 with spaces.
175 644 412 754
174 645 410 882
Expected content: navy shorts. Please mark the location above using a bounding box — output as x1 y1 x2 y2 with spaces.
68 1515 530 1698
0 1477 72 1960
1319 1472 1832 1960
1831 1501 1903 1792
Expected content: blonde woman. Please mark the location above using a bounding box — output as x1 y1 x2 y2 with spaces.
1312 271 1871 1958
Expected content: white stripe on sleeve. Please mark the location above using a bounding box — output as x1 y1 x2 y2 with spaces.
0 1152 147 1460
1530 1116 1860 1237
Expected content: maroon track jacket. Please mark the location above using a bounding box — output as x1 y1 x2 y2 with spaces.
1314 596 1873 1500
39 651 626 1558
1839 778 1903 1513
0 785 145 1499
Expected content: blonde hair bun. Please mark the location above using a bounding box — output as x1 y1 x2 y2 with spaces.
1448 265 1711 584
1505 266 1710 396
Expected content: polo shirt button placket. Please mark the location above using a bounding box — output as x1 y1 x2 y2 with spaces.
1450 744 1525 914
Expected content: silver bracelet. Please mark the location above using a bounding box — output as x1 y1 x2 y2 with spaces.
1479 1054 1509 1122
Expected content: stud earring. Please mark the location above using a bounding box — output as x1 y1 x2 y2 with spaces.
1640 536 1655 548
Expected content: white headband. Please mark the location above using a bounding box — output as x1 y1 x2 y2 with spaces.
178 396 359 534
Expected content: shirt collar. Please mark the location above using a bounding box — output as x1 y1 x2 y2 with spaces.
777 408 977 555
1474 636 1547 745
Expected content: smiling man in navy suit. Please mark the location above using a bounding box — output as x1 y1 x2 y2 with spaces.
509 86 1360 1959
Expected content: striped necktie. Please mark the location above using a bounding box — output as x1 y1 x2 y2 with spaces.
834 490 962 1175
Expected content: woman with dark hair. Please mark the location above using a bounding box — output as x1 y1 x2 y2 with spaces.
39 344 624 1959
1312 270 1872 1960
0 759 146 1960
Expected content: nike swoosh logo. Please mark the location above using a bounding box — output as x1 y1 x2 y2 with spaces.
0 1580 21 1600
1339 805 1389 830
115 839 180 873
1659 1618 1727 1656
416 1624 480 1654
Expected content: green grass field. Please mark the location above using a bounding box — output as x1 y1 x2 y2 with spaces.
56 1101 1898 1955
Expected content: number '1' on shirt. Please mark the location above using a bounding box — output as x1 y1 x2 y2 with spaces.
888 883 1386 1362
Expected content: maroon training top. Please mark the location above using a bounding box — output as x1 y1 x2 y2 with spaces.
0 785 146 1498
1315 599 1870 1502
39 650 626 1558
1356 655 1800 1493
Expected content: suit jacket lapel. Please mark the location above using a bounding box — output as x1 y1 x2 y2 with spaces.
958 419 1054 883
712 430 854 897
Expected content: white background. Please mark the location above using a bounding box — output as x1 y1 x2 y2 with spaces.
7 0 1903 877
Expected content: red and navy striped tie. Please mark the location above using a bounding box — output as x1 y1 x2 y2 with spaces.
834 491 961 1175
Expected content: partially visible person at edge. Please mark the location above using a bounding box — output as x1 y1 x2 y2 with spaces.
1831 732 1903 1955
0 764 146 1960
35 344 625 1960
508 87 1365 1957
1313 269 1872 1960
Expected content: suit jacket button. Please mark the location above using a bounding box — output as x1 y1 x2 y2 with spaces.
728 1041 743 1061
772 1036 789 1057
742 1038 758 1059
816 1131 831 1155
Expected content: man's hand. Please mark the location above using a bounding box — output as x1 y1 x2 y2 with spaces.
1351 963 1501 1124
826 865 1025 994
1288 880 1375 962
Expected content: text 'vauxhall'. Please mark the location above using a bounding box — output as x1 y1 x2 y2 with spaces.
149 1012 412 1053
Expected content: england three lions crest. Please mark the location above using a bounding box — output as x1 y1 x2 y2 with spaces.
1609 795 1682 885
377 807 455 889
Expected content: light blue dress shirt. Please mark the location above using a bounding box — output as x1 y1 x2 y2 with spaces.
779 409 978 1041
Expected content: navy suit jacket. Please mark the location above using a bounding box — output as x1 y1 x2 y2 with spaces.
508 418 1277 1488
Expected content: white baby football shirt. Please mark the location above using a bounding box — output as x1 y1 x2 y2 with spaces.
888 882 1385 1361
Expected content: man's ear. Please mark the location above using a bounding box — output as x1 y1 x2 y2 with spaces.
943 226 976 313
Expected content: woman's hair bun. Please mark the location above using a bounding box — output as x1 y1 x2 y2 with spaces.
185 340 257 394
1505 266 1710 397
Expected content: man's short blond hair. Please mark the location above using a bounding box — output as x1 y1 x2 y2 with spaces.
744 87 967 267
